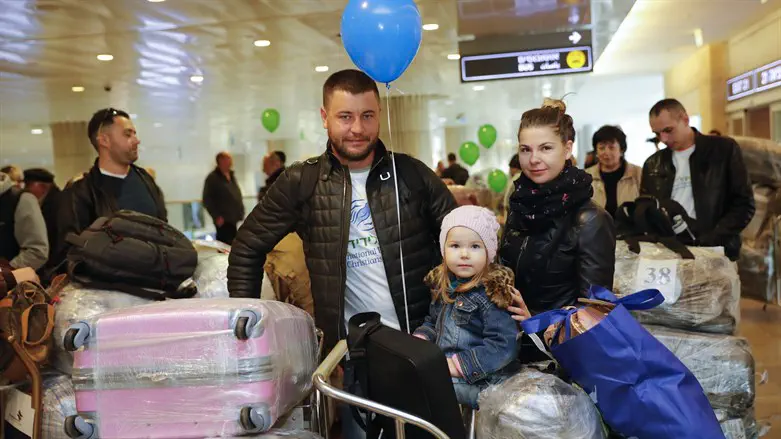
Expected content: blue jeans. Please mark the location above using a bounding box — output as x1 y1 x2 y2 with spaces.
339 364 367 439
452 378 487 409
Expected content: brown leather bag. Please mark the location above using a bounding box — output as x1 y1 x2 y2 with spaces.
0 274 65 439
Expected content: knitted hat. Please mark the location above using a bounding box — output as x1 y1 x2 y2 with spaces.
439 205 500 261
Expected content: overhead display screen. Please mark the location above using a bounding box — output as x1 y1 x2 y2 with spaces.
460 46 593 83
726 59 781 101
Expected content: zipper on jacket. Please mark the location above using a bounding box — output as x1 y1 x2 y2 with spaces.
338 166 349 341
515 236 530 282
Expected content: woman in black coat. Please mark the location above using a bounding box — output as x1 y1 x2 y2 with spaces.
501 99 616 360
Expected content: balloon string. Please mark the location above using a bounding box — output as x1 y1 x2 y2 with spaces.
385 84 411 334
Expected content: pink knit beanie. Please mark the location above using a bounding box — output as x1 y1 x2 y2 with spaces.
439 205 500 261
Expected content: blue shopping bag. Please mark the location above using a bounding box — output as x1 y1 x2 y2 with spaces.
521 286 724 439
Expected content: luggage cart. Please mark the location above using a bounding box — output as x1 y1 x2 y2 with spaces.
311 340 451 439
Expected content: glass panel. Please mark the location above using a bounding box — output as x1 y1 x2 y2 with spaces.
773 110 781 143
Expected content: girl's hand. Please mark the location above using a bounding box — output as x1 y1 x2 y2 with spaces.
508 287 531 322
447 356 464 378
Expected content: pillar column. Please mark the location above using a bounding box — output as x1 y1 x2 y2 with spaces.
49 121 94 187
379 95 432 165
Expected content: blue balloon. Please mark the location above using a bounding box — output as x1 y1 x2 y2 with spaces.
340 0 423 84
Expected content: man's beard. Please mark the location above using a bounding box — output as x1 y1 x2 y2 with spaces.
329 132 377 163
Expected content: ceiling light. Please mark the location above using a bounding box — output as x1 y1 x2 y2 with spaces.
190 75 204 83
253 40 271 47
31 128 43 135
761 0 768 4
315 65 329 72
71 86 85 92
147 0 166 2
153 122 163 128
447 54 461 60
423 24 439 31
96 54 113 61
473 85 485 91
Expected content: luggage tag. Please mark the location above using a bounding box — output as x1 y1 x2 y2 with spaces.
4 387 34 437
634 258 680 305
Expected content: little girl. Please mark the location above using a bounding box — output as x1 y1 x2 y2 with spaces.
414 205 520 408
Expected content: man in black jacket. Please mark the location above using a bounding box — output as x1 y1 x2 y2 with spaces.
53 108 166 269
23 168 62 262
228 69 457 352
257 150 286 201
203 152 245 244
643 99 754 260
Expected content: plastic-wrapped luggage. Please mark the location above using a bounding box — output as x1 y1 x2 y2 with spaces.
645 325 755 414
716 408 760 439
613 241 741 334
52 283 152 374
42 374 77 439
63 299 318 439
734 136 781 187
193 251 230 299
477 368 606 439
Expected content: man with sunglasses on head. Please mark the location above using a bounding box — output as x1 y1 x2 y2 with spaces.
52 108 166 268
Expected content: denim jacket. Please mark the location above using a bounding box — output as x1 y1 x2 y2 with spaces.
413 264 520 385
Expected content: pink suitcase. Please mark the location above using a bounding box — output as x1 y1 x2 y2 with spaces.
62 298 318 439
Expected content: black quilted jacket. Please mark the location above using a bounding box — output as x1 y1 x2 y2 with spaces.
227 141 457 351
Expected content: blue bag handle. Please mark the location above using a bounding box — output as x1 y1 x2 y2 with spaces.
521 287 664 335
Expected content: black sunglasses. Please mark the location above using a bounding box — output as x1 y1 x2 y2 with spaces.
97 107 118 135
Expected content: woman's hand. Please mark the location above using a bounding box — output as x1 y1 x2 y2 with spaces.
508 287 531 322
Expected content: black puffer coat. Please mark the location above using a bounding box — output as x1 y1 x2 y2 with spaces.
499 201 616 315
228 141 457 351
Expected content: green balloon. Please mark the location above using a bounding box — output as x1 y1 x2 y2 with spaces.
262 109 280 133
487 169 508 193
459 141 480 166
478 124 497 148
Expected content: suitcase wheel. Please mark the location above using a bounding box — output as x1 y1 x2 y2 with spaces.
234 310 261 340
64 415 95 439
64 322 91 352
240 406 271 433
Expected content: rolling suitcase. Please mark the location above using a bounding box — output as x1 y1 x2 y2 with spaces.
62 299 318 439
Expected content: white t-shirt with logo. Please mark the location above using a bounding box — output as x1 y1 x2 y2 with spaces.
671 145 697 219
343 168 401 330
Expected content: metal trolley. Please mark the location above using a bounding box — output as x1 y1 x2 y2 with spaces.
310 340 451 439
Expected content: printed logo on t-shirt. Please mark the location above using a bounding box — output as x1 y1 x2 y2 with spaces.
350 199 373 231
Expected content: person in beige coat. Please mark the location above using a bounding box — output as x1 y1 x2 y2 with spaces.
585 125 642 217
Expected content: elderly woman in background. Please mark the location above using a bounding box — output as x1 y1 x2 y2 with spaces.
585 125 642 217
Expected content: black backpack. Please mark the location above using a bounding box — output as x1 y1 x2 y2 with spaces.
65 210 198 300
615 196 698 259
347 312 467 439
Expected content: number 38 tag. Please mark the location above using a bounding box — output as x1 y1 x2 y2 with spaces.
634 258 680 304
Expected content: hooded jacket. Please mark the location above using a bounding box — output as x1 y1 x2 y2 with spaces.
0 173 49 270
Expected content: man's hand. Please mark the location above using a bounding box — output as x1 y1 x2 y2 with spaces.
215 216 225 227
508 287 531 322
12 267 39 285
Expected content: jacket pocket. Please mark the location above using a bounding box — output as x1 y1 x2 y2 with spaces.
452 298 478 326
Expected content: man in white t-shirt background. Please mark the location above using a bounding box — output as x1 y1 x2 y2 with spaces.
641 99 755 261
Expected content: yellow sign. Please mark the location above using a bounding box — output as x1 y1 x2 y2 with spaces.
566 50 586 69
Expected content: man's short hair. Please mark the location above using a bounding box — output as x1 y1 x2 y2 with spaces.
592 125 628 153
322 69 380 107
87 108 131 151
649 99 687 117
23 168 55 184
271 151 286 165
508 154 520 170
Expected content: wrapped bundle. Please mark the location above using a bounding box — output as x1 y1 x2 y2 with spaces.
41 374 77 439
715 408 760 439
613 241 740 334
193 251 230 299
734 136 781 187
477 368 606 439
646 325 755 414
52 283 152 374
738 244 779 304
